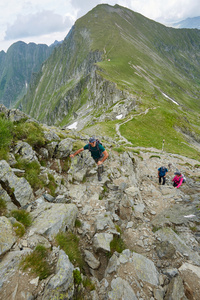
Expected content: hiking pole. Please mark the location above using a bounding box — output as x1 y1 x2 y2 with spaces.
162 139 165 152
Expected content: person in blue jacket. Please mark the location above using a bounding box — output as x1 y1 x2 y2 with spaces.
158 166 168 185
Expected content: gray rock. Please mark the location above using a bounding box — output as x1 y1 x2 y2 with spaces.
43 249 74 300
164 275 187 300
0 249 32 288
14 141 39 163
39 147 49 159
105 253 120 275
155 227 200 266
43 193 55 202
26 234 51 249
95 213 118 234
46 141 58 158
131 252 159 286
54 138 74 159
29 203 78 240
0 216 16 256
108 277 137 300
93 233 113 252
162 268 179 278
84 250 101 269
179 262 200 300
0 160 34 207
155 241 176 259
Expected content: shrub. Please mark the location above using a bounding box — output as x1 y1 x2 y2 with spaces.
75 219 82 228
82 277 95 291
10 209 32 228
0 198 7 216
0 116 14 160
150 155 161 159
20 244 52 279
46 173 58 197
55 232 84 270
110 236 126 255
13 221 26 237
14 158 43 191
14 121 46 150
73 269 82 285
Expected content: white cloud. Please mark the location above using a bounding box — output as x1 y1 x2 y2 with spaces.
5 10 73 40
1 0 200 51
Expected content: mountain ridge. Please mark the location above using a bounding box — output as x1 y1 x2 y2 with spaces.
0 41 55 108
16 4 200 159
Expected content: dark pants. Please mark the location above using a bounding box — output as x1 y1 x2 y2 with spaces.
94 154 104 164
159 176 166 185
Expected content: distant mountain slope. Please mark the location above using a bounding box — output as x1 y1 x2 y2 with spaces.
0 41 54 108
17 4 200 159
172 16 200 29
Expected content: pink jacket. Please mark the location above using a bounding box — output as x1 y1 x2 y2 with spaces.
172 175 183 188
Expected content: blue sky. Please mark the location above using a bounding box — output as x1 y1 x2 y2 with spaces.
1 0 200 52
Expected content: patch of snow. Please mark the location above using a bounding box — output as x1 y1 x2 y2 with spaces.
116 114 123 120
184 214 196 218
67 121 78 129
162 92 179 105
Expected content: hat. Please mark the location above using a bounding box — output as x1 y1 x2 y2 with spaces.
89 137 96 143
174 171 181 175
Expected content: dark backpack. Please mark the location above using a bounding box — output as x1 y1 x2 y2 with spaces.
88 139 103 157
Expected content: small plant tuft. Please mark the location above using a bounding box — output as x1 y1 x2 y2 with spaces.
20 244 52 279
110 236 126 255
55 232 84 270
13 221 26 237
10 209 32 228
75 219 82 228
0 198 7 216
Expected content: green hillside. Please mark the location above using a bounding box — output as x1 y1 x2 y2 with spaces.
17 4 200 160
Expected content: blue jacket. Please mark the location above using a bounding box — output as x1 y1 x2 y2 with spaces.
158 167 168 177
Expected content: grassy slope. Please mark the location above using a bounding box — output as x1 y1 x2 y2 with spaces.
19 4 200 159
81 5 200 159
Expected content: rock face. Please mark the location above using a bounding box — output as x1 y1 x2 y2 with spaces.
0 216 16 256
29 203 78 240
0 120 200 300
0 160 34 207
0 41 54 108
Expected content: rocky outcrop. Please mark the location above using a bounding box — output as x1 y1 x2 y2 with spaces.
0 216 16 256
0 160 34 207
0 122 200 300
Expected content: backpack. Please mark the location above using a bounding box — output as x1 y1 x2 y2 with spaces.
88 139 103 157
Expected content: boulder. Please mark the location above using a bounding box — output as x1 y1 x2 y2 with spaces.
54 138 74 159
29 203 78 240
179 262 200 300
0 160 34 207
93 233 113 252
14 141 39 163
84 250 101 269
0 216 16 256
43 249 74 300
155 227 200 266
108 277 137 300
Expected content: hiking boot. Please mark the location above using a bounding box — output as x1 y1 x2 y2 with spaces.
97 166 102 181
98 175 102 181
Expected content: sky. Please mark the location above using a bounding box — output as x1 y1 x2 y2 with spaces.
1 0 200 52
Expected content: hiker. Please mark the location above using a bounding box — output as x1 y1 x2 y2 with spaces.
70 137 109 181
172 171 183 188
158 166 168 185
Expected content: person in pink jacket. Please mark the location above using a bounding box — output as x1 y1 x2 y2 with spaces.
172 171 183 188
